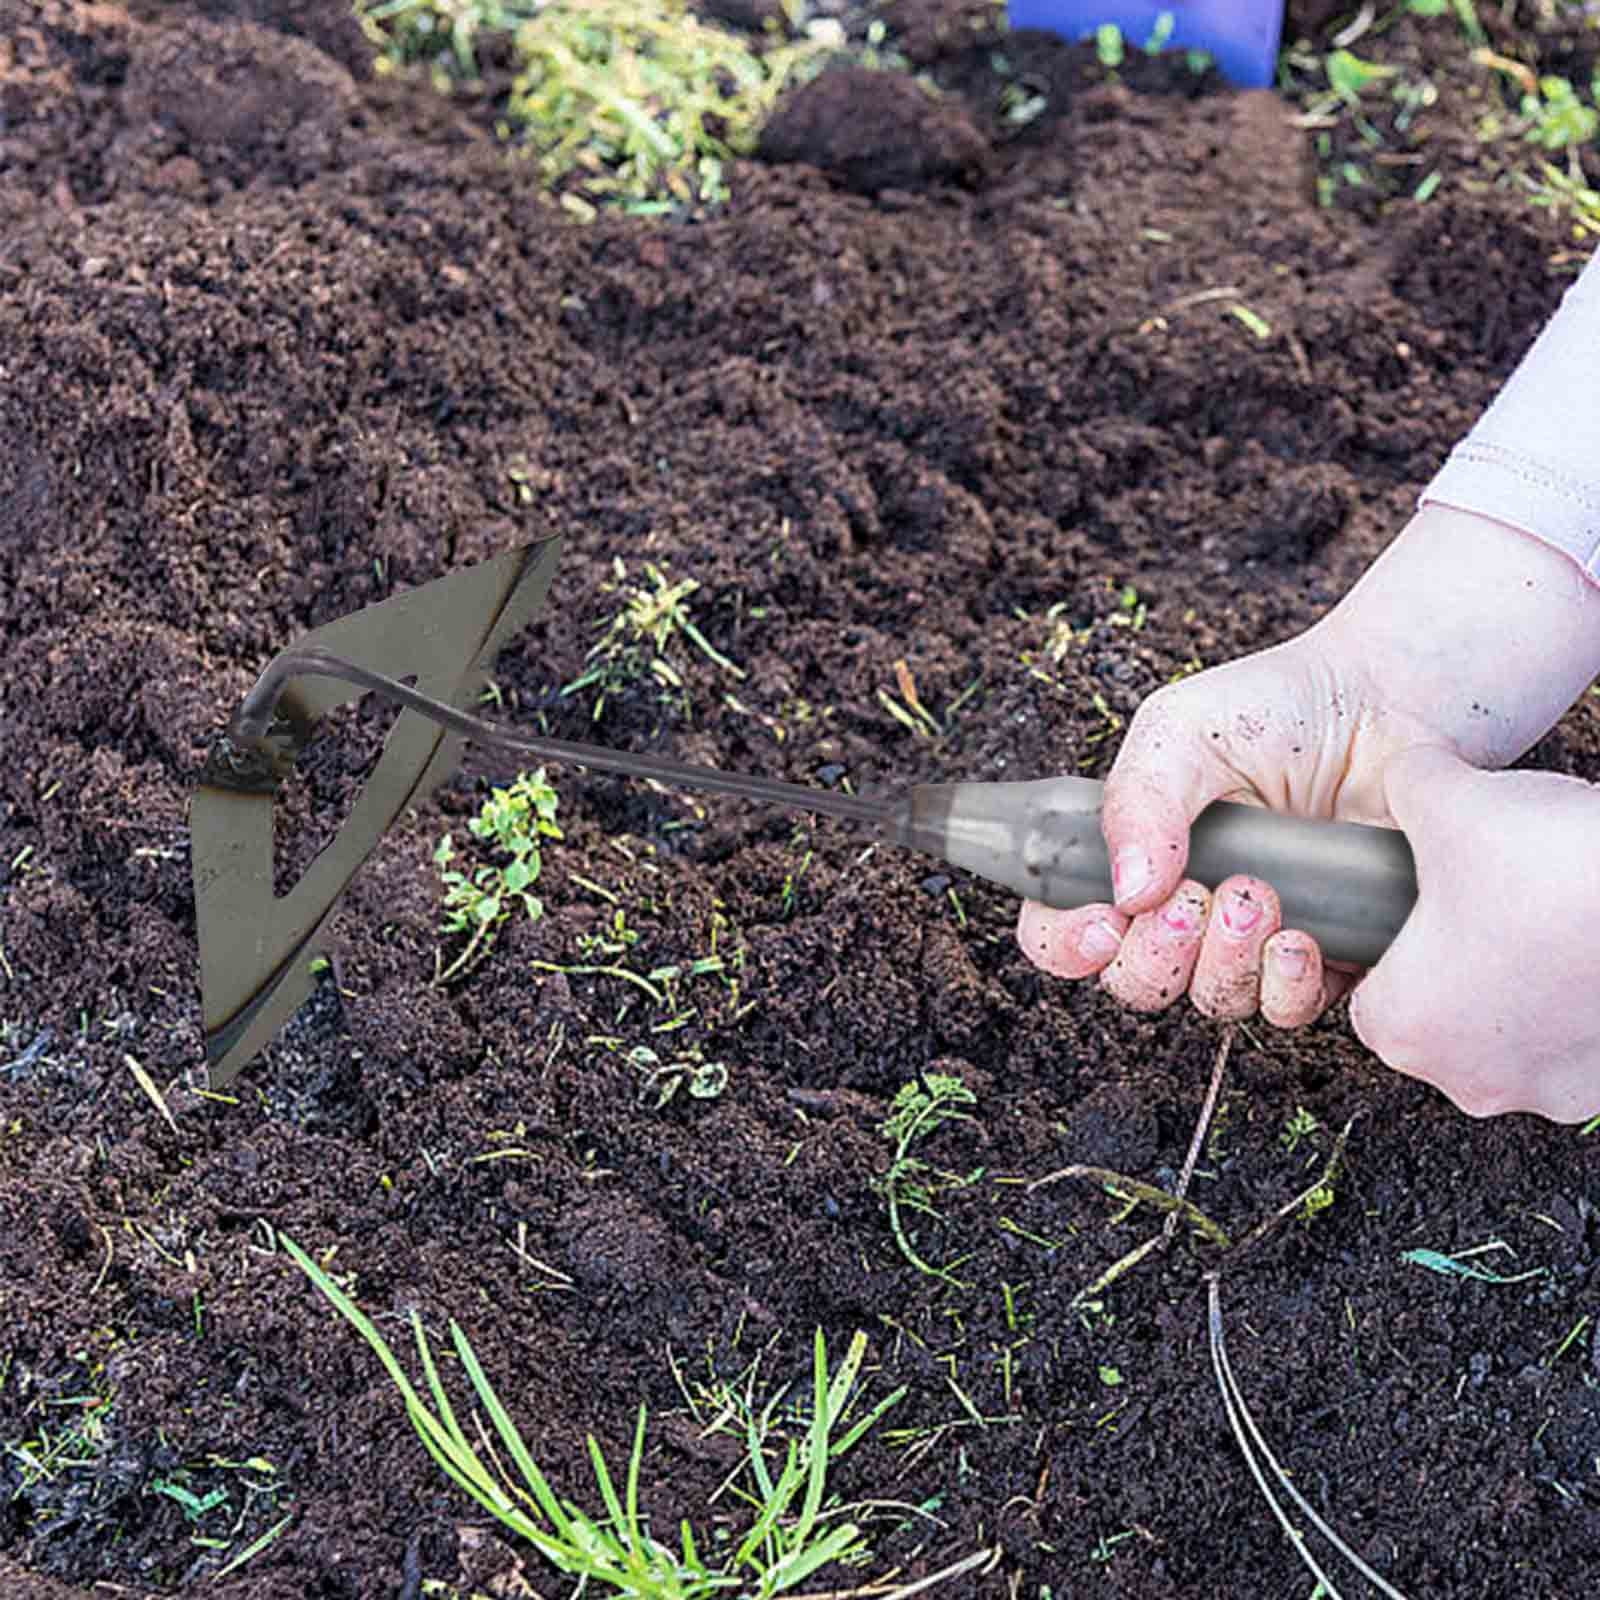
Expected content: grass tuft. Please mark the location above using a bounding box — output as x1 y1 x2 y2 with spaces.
279 1232 986 1596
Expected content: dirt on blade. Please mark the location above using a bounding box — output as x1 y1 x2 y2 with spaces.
2 1 1598 1597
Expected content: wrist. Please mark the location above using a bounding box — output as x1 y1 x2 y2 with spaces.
1315 502 1600 767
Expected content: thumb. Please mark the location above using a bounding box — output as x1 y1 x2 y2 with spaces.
1345 740 1474 1056
1378 739 1480 848
1097 690 1240 915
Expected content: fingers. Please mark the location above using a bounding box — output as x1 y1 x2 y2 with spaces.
1189 876 1281 1021
1097 684 1235 918
1018 873 1360 1030
1017 883 1214 1012
1098 878 1212 1011
1259 933 1360 1027
1016 899 1130 980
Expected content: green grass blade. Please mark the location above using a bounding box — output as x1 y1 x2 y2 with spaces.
411 1309 468 1452
833 1385 907 1458
449 1320 575 1537
791 1328 833 1547
765 1522 862 1590
587 1432 631 1542
279 1238 476 1472
625 1403 647 1556
279 1237 527 1530
743 1405 777 1504
731 1441 800 1568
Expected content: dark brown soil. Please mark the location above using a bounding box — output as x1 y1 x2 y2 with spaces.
3 2 1599 1596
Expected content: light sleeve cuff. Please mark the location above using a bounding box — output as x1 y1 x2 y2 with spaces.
1419 249 1600 582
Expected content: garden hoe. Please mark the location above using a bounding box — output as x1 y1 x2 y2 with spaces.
193 536 1418 1091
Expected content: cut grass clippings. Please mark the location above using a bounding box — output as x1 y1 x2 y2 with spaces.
359 0 840 214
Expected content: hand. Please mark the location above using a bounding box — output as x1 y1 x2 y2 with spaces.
1343 741 1600 1122
1015 503 1600 1122
1015 622 1437 1029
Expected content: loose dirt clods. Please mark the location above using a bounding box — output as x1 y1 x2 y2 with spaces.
2 2 1599 1597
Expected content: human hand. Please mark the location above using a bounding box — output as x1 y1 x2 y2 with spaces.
1014 620 1433 1029
1340 741 1600 1122
1015 503 1600 1119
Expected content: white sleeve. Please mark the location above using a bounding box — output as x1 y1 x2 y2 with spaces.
1420 249 1600 582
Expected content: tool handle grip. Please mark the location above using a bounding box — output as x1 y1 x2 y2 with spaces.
889 776 1417 969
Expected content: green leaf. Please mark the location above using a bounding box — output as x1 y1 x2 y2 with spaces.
1326 49 1394 102
1401 1248 1546 1284
474 894 502 923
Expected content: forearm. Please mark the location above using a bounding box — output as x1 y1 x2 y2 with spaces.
1315 501 1600 769
1316 250 1600 769
1421 248 1600 583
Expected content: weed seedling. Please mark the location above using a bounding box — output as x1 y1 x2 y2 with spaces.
1279 1105 1320 1155
627 1041 729 1109
875 1073 982 1287
356 0 543 80
279 1234 990 1596
577 906 642 958
1519 160 1600 240
434 769 562 984
563 560 745 721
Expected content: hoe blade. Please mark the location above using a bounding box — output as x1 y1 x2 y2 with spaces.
191 537 563 1091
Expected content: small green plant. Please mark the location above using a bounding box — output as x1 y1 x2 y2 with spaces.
1142 11 1174 53
355 0 543 79
1095 23 1125 70
1519 72 1600 153
1324 47 1398 106
279 1234 986 1597
1279 1106 1320 1155
1518 159 1600 239
875 1072 983 1286
627 1041 729 1108
578 906 643 958
778 847 812 919
563 560 746 720
1405 0 1488 44
434 769 562 983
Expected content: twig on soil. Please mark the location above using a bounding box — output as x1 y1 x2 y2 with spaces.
1032 1025 1236 1305
1062 1229 1166 1308
1030 1165 1230 1249
787 1543 1000 1598
1206 1273 1413 1600
122 1051 180 1138
1227 1116 1357 1265
1160 1023 1235 1248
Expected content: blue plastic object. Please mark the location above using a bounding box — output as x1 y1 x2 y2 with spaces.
1007 1 1285 89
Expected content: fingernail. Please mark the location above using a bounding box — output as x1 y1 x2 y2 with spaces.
1112 846 1151 906
1221 890 1262 937
1081 920 1120 961
1161 897 1200 934
1272 946 1309 979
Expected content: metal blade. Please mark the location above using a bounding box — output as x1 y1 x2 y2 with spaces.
190 537 563 1090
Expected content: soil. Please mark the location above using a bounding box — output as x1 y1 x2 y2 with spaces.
2 1 1599 1597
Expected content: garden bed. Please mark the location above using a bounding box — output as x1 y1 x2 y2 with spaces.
1 1 1598 1595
